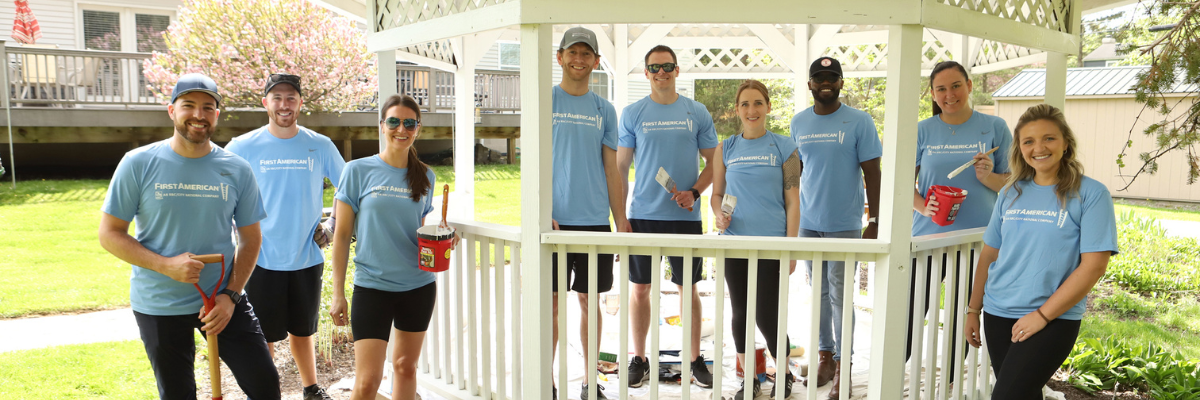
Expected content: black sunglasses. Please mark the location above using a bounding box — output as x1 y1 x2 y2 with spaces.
810 73 841 84
385 117 420 130
646 63 677 74
269 73 301 84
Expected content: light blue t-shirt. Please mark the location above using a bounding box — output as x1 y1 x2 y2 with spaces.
102 140 267 316
335 156 436 292
619 95 718 221
912 111 1013 236
721 131 799 237
552 85 619 226
982 177 1119 320
225 126 345 271
790 105 883 232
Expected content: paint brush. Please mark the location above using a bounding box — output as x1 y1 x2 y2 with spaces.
947 146 999 179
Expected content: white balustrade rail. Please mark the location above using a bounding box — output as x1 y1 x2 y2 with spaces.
3 45 156 107
908 228 992 400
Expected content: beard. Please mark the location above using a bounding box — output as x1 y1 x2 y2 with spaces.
174 118 214 145
268 111 296 128
811 88 840 106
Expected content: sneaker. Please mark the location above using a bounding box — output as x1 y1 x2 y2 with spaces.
691 356 713 388
627 356 650 388
734 379 761 400
302 384 333 400
581 383 608 400
770 373 794 398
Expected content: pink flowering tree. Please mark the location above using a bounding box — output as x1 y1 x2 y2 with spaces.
143 0 376 112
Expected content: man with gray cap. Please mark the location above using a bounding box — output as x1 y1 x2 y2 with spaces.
226 73 343 400
99 73 281 399
789 56 882 399
549 26 628 400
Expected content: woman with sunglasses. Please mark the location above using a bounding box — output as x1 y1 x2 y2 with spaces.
905 60 1014 383
710 80 800 400
328 94 453 400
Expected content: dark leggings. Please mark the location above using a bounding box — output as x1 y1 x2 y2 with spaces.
905 250 974 380
984 312 1080 400
725 258 791 356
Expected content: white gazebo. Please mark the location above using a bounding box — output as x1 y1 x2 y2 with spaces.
339 1 1131 399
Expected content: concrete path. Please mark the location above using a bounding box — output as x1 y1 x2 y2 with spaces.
0 308 140 353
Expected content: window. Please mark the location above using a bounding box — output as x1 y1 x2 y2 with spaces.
80 5 173 53
499 43 520 70
589 71 609 100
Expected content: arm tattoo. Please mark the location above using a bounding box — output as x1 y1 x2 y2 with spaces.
783 151 800 190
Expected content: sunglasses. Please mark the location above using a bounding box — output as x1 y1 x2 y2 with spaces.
384 117 420 130
810 73 841 84
646 63 677 74
268 73 301 84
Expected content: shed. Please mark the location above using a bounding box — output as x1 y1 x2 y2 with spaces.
993 66 1200 203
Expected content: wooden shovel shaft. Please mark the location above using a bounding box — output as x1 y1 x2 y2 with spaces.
207 333 222 399
441 184 450 225
190 254 223 264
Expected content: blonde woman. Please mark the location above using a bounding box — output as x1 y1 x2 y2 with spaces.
964 104 1118 399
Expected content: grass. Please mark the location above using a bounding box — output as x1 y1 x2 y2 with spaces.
0 340 158 399
1114 200 1200 222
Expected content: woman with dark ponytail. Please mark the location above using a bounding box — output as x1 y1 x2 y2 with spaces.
904 61 1015 381
328 94 448 400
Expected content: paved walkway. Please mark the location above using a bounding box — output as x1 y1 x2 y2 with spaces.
0 308 140 353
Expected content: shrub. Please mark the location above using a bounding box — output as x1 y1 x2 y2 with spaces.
1106 211 1200 296
1063 336 1200 396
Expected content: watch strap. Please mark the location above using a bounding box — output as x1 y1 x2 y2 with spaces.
965 306 981 315
220 288 242 304
689 188 701 199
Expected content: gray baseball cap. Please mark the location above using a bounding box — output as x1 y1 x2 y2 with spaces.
559 27 600 56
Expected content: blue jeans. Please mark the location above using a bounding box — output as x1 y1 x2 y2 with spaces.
800 228 860 361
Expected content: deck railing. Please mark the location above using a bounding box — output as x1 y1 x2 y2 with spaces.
395 221 991 400
395 65 520 113
3 45 157 107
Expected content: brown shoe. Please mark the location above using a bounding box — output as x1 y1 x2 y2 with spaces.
801 350 835 387
828 360 850 399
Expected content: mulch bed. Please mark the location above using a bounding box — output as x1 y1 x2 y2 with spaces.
1047 379 1150 400
196 335 357 400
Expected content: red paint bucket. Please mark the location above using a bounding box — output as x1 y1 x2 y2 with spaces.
417 225 455 272
927 185 968 226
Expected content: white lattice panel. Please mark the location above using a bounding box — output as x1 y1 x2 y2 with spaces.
823 44 889 72
922 40 954 69
687 48 789 73
626 24 799 47
939 0 1071 32
376 0 511 31
399 39 458 65
973 39 1041 67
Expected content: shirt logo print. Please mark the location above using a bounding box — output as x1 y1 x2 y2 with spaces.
1057 209 1069 228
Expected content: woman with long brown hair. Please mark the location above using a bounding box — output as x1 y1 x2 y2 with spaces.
964 104 1118 399
328 94 450 400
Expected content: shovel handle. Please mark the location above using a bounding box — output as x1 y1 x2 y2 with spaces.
441 184 450 226
190 254 223 264
207 334 222 400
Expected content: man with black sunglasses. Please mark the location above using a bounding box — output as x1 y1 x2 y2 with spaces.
225 73 345 400
548 26 628 400
616 44 717 389
789 56 882 399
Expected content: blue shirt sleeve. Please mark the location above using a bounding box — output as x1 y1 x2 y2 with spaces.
857 113 883 162
618 104 637 149
789 113 803 161
325 141 346 184
602 102 619 151
1079 181 1120 255
101 153 142 222
983 187 1008 248
696 103 719 149
992 118 1013 174
914 124 925 167
334 163 360 213
233 167 267 227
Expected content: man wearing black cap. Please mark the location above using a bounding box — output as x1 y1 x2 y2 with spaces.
549 26 627 400
789 56 882 399
226 73 344 400
98 73 281 399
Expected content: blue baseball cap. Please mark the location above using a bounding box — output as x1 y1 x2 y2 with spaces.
170 73 222 106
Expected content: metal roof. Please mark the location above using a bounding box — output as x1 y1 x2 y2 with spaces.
992 66 1198 98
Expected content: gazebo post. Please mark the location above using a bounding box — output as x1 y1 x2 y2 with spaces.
869 23 923 400
612 25 631 114
793 24 811 114
377 49 398 152
518 22 555 400
453 37 477 220
1045 52 1069 109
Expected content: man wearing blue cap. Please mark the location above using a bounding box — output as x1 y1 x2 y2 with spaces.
225 73 342 400
98 73 281 399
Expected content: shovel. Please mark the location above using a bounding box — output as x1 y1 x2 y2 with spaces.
190 253 225 400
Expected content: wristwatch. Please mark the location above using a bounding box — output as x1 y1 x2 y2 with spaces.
220 289 243 305
867 217 878 224
689 188 701 200
965 306 981 315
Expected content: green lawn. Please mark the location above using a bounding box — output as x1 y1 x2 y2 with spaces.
1114 200 1200 222
0 340 157 399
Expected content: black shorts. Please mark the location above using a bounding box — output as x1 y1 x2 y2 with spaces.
351 282 437 341
628 219 704 286
551 224 614 293
244 263 324 342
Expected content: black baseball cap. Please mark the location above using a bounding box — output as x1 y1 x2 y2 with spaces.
264 73 302 97
809 57 843 78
